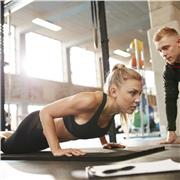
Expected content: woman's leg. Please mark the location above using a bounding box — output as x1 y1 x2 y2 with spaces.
1 111 48 154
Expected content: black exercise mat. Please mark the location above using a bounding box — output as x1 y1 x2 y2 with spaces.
1 145 165 161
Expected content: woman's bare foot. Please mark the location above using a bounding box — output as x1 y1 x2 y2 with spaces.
0 131 13 139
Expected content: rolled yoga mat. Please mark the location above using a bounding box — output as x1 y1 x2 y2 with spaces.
1 145 165 161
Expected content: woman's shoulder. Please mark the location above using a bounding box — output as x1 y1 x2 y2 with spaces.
73 91 103 110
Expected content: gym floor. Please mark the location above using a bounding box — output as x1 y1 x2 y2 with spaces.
0 136 180 180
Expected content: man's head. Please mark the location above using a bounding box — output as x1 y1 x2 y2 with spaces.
153 27 180 64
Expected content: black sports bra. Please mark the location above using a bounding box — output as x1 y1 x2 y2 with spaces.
63 93 114 139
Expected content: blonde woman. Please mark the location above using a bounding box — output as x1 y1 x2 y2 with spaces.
1 64 142 156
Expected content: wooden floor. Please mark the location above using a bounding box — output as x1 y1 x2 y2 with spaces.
1 136 180 180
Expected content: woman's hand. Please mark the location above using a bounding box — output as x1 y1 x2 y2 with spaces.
52 148 86 157
103 143 126 149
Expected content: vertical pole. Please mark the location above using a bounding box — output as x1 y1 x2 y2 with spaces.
141 49 150 135
97 1 116 142
0 1 5 130
134 39 144 136
97 1 110 78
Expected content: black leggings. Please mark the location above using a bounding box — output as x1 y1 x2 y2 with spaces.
1 111 48 154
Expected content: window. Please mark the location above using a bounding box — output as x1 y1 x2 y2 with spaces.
4 104 17 130
144 70 156 94
70 47 100 87
24 32 63 82
109 57 124 71
109 57 129 73
144 70 155 88
4 24 16 74
28 105 44 113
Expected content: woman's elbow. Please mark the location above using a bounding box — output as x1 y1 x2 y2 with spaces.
39 107 50 122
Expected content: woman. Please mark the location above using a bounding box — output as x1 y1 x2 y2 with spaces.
1 64 142 156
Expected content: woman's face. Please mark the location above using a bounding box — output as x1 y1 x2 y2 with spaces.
114 79 142 114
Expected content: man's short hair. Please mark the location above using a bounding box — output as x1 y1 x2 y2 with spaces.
153 27 179 42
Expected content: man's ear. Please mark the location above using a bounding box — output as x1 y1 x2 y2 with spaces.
109 85 118 98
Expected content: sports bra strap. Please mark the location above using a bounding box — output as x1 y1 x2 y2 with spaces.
90 92 107 124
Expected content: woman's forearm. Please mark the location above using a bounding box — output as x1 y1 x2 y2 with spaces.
39 109 61 153
99 136 108 145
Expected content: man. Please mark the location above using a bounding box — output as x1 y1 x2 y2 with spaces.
153 27 180 144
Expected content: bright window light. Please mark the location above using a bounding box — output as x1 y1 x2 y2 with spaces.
113 49 131 58
70 47 100 87
28 105 44 113
109 57 124 71
4 24 16 74
32 18 61 31
24 32 63 82
4 104 17 130
144 70 155 88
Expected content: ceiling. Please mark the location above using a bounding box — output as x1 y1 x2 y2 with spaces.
4 0 152 68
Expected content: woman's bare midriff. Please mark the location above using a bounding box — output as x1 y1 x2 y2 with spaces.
54 118 77 142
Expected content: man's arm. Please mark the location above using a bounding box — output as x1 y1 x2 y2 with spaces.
163 65 179 131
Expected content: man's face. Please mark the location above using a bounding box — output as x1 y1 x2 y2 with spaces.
155 35 180 64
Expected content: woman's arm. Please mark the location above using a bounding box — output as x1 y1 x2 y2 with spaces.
40 92 98 156
39 109 65 156
99 136 108 146
99 136 126 149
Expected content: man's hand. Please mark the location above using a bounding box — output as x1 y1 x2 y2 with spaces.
167 131 177 143
52 148 86 157
103 143 126 149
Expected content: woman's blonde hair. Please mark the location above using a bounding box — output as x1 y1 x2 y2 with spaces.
104 63 142 94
